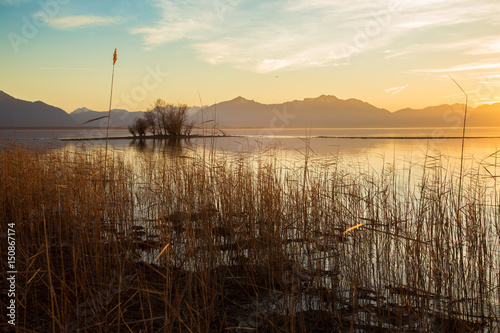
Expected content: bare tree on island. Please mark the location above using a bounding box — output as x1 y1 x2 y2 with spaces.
143 106 158 136
132 98 195 137
128 118 149 137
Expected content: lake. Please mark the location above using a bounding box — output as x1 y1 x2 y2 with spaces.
4 126 500 157
4 126 500 177
3 126 500 331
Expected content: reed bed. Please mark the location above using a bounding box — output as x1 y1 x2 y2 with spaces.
0 140 499 332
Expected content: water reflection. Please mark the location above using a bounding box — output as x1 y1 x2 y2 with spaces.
128 137 193 158
58 130 500 179
21 127 500 179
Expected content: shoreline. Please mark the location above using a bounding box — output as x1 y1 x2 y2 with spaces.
63 134 500 141
59 134 238 141
3 134 500 141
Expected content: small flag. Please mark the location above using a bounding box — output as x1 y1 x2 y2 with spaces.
113 48 117 65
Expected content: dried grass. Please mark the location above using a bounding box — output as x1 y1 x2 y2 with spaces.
0 139 499 332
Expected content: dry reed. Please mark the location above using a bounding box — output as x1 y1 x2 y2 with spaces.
0 139 499 332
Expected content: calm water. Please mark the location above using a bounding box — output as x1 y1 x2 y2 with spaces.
6 127 498 325
0 127 130 140
3 127 500 173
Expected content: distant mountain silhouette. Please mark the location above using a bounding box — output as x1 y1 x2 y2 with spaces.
391 103 500 127
196 95 500 128
0 91 77 127
281 95 391 127
196 95 392 128
70 108 144 128
2 91 500 129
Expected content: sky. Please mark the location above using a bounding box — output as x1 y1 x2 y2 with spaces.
1 0 500 113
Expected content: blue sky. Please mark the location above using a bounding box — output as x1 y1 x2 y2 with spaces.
1 0 500 113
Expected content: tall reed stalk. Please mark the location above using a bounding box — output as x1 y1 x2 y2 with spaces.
104 48 118 181
448 74 469 219
448 74 470 321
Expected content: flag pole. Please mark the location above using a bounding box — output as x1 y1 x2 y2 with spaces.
104 48 117 183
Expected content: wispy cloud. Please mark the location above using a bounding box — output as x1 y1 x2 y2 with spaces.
412 61 500 74
132 0 500 73
383 1 500 64
385 85 408 95
475 98 500 106
131 0 217 46
468 39 500 55
0 0 29 6
385 36 500 60
46 15 123 30
132 0 403 72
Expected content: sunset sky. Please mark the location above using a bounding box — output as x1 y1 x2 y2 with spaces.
1 0 500 113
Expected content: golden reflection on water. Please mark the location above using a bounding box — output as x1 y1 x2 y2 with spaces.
51 126 500 178
15 126 497 189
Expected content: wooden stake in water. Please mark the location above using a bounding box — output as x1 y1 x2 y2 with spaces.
104 48 117 182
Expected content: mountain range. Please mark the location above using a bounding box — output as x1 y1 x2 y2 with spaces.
197 95 500 128
1 90 500 129
0 91 77 127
